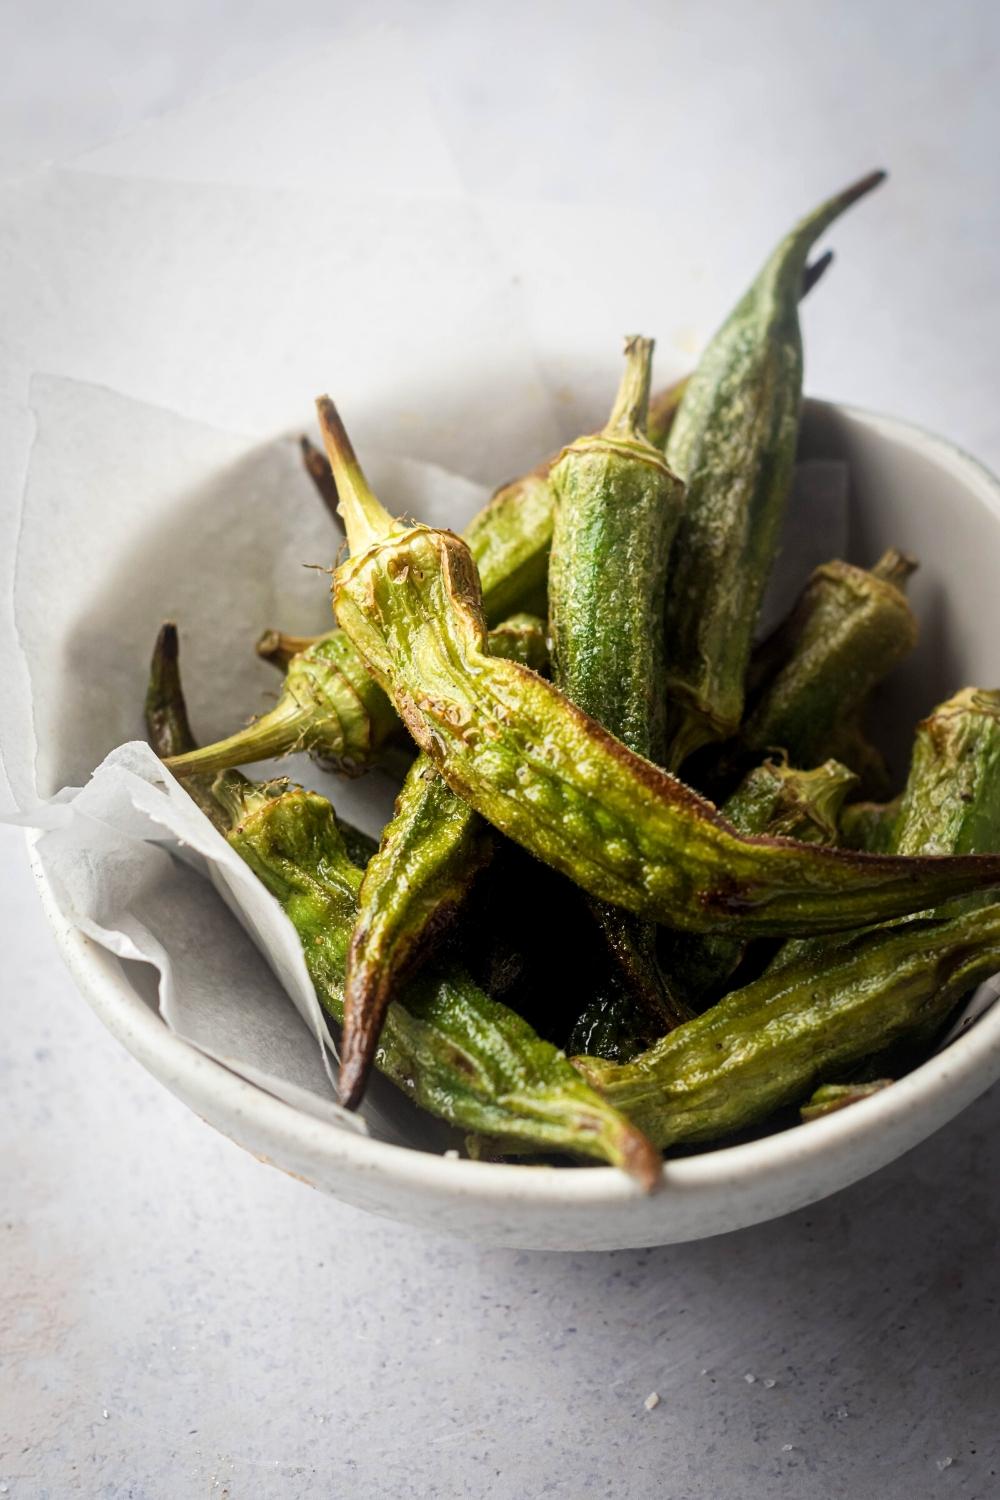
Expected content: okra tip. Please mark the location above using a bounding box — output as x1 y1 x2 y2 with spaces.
315 394 395 555
617 1122 664 1193
149 620 179 682
299 433 343 530
146 621 196 758
801 249 834 298
337 1038 373 1114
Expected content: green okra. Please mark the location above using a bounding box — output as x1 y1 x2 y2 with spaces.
800 1079 893 1122
165 450 558 778
619 684 1000 1149
549 336 688 1033
838 797 901 854
893 688 1000 858
745 549 918 781
339 612 548 1110
576 904 1000 1148
550 337 683 768
322 395 1000 936
662 171 886 768
147 625 661 1185
662 757 858 1007
566 976 653 1066
580 692 1000 1145
721 757 858 845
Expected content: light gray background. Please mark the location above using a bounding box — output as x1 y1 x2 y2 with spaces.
3 3 1000 1496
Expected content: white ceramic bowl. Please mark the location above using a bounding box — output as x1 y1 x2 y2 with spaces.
30 400 1000 1251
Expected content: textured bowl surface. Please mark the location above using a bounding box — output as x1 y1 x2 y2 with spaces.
31 400 1000 1250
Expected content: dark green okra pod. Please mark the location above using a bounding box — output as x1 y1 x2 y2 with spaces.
595 686 1000 1151
339 613 548 1110
323 395 1000 935
576 905 1000 1148
662 757 858 1007
745 549 918 783
662 171 886 768
147 626 661 1184
549 336 688 1032
838 797 901 854
566 975 653 1066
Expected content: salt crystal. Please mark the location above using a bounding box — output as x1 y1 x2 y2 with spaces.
644 1392 661 1411
782 1444 794 1453
102 1410 110 1420
744 1373 756 1384
936 1457 953 1472
763 1379 776 1389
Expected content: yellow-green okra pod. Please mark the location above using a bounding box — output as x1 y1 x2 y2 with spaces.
338 613 549 1110
165 451 559 779
548 336 688 1032
662 171 886 768
321 395 1000 935
147 626 661 1185
893 688 1000 858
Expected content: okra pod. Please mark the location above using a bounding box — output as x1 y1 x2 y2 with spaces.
662 757 858 1006
578 905 1000 1148
591 687 1000 1151
147 627 661 1184
893 688 1000 858
662 171 886 767
339 613 548 1109
745 549 917 777
164 452 558 779
838 798 901 854
323 395 1000 936
549 335 688 1032
800 1080 892 1121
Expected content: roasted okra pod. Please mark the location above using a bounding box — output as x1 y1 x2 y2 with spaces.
662 757 858 1007
578 905 1000 1149
322 396 1000 936
147 626 661 1184
339 613 548 1110
549 335 688 1031
745 549 918 781
662 171 886 767
579 691 1000 1149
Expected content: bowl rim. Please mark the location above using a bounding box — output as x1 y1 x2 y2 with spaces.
26 398 1000 1208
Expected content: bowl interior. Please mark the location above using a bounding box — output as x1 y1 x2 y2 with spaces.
24 397 1000 1245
